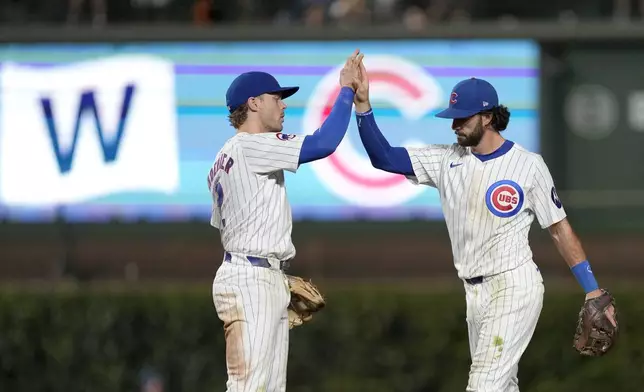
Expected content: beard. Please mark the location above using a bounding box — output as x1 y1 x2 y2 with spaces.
457 118 484 147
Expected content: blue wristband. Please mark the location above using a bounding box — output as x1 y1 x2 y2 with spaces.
571 260 599 294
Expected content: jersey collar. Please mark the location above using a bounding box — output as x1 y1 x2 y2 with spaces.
472 140 514 162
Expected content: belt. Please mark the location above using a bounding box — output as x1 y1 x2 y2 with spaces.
465 276 484 285
224 251 290 271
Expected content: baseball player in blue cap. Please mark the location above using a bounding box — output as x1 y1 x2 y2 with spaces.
208 49 363 392
352 60 617 391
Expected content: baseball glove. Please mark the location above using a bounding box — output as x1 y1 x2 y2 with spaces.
573 289 618 356
286 274 325 329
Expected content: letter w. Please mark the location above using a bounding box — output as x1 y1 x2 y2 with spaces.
40 85 135 174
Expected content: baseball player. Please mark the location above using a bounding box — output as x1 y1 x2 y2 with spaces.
352 60 617 391
208 50 363 392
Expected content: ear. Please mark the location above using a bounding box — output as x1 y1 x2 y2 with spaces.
481 112 493 128
247 95 262 112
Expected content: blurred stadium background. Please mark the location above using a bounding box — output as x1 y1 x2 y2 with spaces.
0 0 643 391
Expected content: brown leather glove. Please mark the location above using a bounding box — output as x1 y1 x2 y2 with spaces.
573 289 618 356
286 274 325 329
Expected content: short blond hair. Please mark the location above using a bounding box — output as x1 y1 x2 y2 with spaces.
228 103 249 129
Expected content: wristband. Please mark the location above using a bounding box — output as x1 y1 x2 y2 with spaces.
571 260 599 294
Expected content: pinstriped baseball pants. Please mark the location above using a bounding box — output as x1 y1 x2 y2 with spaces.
212 253 291 392
464 260 544 392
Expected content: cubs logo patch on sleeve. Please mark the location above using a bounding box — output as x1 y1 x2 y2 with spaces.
276 132 296 141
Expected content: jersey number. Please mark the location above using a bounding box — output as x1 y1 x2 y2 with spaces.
214 181 226 227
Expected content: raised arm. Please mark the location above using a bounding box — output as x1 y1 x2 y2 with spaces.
298 50 363 164
352 59 413 175
354 108 414 175
298 86 355 164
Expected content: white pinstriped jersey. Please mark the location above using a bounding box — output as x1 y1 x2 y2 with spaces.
207 132 304 261
406 140 567 279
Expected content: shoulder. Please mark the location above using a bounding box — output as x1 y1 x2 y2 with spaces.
407 143 462 156
216 135 237 151
219 134 243 152
233 132 273 150
238 132 301 144
509 142 544 163
509 142 550 174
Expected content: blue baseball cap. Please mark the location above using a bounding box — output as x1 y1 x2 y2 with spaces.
435 78 499 119
225 71 299 113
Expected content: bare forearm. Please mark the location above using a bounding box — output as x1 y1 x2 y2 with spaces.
549 218 601 295
548 218 587 268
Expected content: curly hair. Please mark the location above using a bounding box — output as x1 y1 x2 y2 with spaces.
228 103 249 129
484 105 511 132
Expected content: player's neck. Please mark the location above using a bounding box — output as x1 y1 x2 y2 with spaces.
237 121 267 134
471 131 505 155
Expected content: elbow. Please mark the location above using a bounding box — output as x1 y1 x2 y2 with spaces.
548 226 561 242
369 156 395 172
361 146 388 170
313 133 343 159
370 153 412 175
366 150 393 171
548 220 569 248
300 135 340 162
305 146 336 161
316 134 344 158
317 144 337 159
548 218 568 239
370 157 387 171
549 232 562 248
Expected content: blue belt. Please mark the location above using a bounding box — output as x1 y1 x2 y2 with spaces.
224 252 290 271
465 276 484 285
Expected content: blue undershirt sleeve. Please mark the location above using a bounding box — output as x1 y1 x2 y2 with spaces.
355 109 414 175
298 86 355 164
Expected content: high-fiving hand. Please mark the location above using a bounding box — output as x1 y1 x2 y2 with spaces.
339 49 364 93
353 54 371 113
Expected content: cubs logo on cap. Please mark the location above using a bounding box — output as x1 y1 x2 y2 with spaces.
436 77 499 119
226 71 299 113
485 180 524 218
